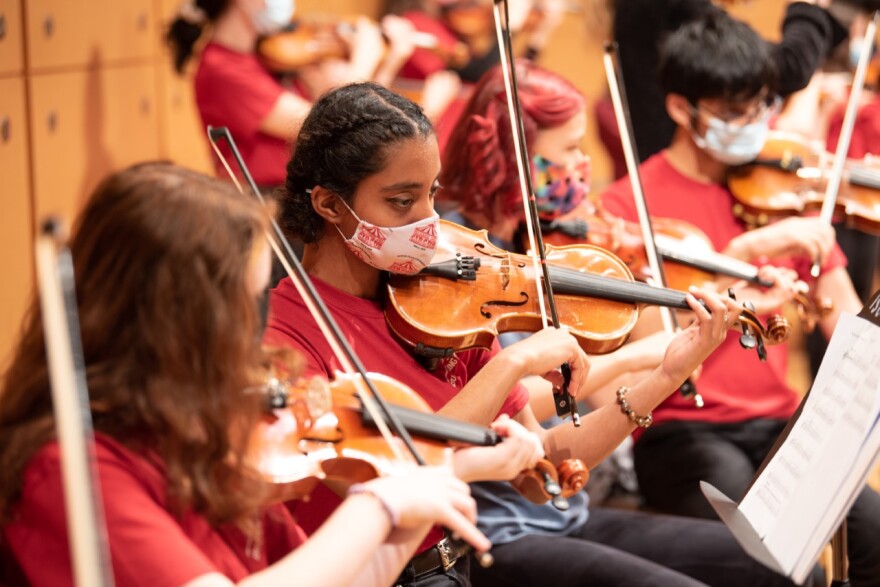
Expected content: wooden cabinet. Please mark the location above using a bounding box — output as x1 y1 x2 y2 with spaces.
0 76 32 372
157 64 213 173
0 0 24 76
28 64 160 223
25 0 156 72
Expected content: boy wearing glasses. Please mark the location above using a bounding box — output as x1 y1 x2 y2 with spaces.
601 13 880 586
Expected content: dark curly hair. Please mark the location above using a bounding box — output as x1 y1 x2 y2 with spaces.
281 82 434 243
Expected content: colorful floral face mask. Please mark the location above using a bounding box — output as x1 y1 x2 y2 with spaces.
532 154 591 221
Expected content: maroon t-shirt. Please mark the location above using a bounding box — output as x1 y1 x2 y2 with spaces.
195 42 294 187
601 153 847 433
4 435 305 586
264 275 529 553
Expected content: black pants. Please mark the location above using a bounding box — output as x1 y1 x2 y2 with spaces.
635 418 880 587
394 557 470 587
470 507 818 586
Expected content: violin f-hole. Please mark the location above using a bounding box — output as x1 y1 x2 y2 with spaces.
480 292 529 318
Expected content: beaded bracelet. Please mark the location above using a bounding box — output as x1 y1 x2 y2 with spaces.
616 386 653 428
348 483 400 528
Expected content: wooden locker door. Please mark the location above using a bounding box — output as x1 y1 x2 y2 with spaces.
29 64 161 224
0 76 33 373
157 63 213 173
26 0 157 71
0 0 24 75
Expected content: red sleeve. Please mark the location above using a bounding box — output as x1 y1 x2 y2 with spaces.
196 46 286 139
599 177 638 222
399 11 458 79
6 445 216 587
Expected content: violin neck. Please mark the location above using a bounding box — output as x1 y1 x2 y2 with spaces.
847 164 880 191
548 265 693 310
654 235 765 286
361 404 500 447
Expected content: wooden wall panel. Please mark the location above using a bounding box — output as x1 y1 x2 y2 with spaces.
0 0 24 76
0 76 32 372
29 64 161 224
26 0 157 72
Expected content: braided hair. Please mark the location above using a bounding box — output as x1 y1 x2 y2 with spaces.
281 82 434 243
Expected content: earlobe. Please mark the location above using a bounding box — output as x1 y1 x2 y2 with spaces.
311 186 344 225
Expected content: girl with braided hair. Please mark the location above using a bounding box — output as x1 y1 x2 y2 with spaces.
264 81 811 586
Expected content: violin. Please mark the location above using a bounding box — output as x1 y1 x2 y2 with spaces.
728 132 880 236
386 220 790 358
539 200 834 331
244 368 589 509
257 17 470 72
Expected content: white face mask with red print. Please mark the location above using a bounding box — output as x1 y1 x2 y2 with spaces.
333 197 439 275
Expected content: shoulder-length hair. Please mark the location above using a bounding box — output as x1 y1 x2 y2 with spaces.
440 61 586 223
0 162 276 526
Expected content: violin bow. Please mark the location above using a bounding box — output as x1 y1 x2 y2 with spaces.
492 0 580 426
602 42 707 406
812 11 880 277
35 219 115 587
206 127 425 466
208 128 501 566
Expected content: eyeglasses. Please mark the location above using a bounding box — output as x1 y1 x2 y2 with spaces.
692 95 782 128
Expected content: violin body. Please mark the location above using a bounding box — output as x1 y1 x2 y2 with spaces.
728 132 880 236
388 220 640 356
540 200 833 330
245 370 588 505
542 200 718 292
388 220 789 360
257 18 470 73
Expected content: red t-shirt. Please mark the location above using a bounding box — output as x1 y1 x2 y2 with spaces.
600 153 847 431
195 42 294 187
399 11 460 81
4 435 305 587
264 275 529 552
827 97 880 158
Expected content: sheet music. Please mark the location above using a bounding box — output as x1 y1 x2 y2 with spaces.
737 313 880 574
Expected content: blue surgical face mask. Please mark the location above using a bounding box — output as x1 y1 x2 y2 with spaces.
849 36 875 69
252 0 295 35
690 112 770 166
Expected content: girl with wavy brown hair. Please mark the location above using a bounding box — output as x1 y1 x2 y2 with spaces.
0 162 488 587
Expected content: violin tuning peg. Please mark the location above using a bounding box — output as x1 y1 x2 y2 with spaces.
551 495 570 511
756 336 767 362
541 471 562 497
739 330 757 351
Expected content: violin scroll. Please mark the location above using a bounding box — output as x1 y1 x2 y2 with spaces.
511 457 590 511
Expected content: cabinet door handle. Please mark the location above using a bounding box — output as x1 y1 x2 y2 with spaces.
0 13 7 41
44 15 54 38
47 111 58 133
1 116 10 143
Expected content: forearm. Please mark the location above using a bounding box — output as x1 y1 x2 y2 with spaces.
437 348 526 425
372 55 407 87
543 365 678 468
817 267 863 339
239 495 414 587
